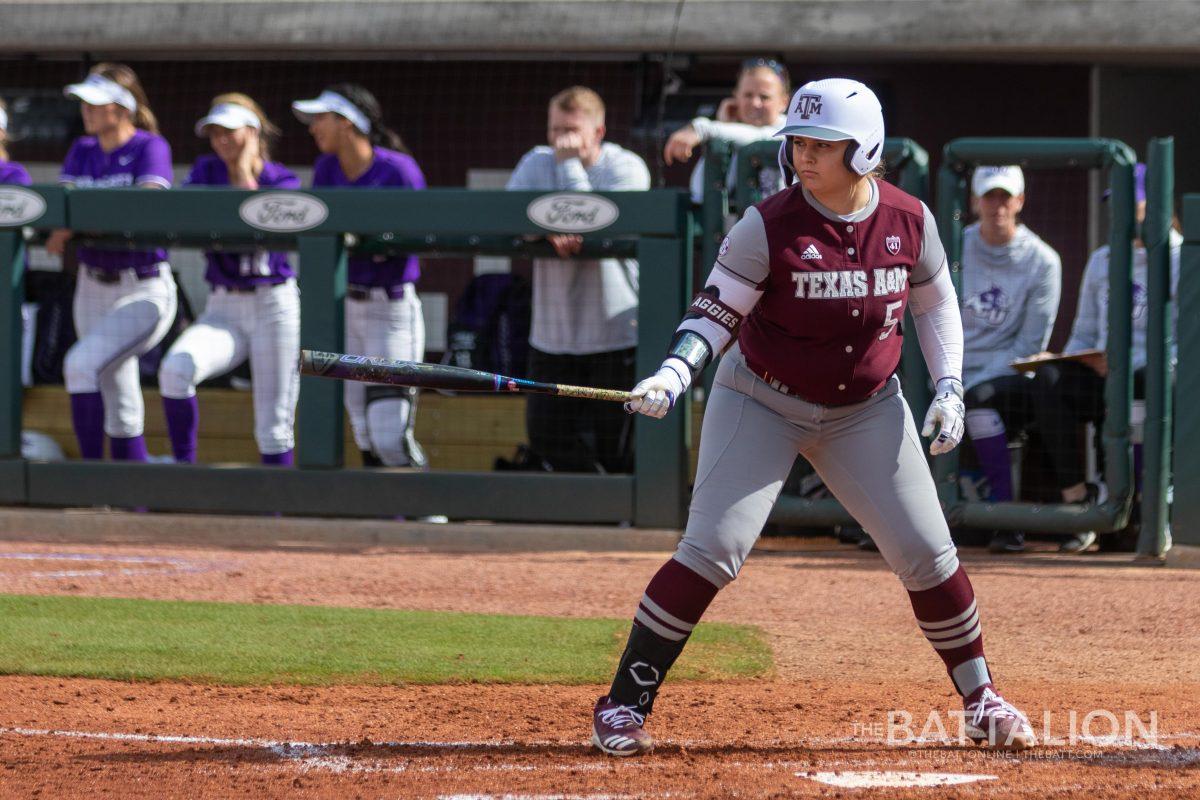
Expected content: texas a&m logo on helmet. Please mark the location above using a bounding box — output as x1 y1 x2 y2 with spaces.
794 94 823 119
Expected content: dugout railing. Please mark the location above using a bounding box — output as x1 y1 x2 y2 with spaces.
696 137 935 529
933 137 1175 558
1172 188 1200 546
0 187 694 528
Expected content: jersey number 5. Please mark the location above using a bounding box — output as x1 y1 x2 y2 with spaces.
879 301 902 340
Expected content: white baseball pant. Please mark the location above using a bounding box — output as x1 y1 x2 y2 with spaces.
158 280 301 456
64 264 178 438
344 283 426 466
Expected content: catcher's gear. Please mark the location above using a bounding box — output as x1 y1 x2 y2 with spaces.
922 377 966 456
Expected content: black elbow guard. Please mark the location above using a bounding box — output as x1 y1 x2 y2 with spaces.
666 330 713 382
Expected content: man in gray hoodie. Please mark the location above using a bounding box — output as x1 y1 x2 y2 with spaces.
960 166 1062 553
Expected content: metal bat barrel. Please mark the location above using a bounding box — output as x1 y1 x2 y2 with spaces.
299 350 632 402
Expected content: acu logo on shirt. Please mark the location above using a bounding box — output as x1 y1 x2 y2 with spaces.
1132 283 1148 320
964 285 1009 325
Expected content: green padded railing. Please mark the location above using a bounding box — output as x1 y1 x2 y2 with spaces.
1172 193 1200 546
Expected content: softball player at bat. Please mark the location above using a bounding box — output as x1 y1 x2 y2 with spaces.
293 84 429 468
47 64 178 462
0 98 33 186
592 78 1035 756
157 94 301 465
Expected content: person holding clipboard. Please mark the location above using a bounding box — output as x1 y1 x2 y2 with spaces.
1020 164 1180 553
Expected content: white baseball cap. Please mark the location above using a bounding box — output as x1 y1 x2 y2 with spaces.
64 73 137 112
194 102 262 137
292 90 370 134
972 166 1025 197
775 78 885 176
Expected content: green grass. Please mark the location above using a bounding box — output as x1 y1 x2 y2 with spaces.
0 594 772 686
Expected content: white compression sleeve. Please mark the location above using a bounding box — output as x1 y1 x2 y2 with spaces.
907 263 963 385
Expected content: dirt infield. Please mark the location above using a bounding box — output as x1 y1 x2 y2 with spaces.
1 531 1199 798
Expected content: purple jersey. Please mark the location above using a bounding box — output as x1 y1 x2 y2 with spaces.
186 154 300 288
2 160 33 268
311 147 425 289
0 160 32 186
60 129 173 273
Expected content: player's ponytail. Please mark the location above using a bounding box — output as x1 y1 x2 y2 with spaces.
0 98 9 162
93 63 159 134
328 83 411 155
210 92 279 161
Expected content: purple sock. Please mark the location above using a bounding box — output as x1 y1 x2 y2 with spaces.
1133 443 1144 493
69 392 105 460
261 449 294 467
110 435 149 462
973 433 1014 502
163 395 199 463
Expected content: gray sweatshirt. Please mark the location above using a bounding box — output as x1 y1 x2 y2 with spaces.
1065 231 1182 369
961 222 1062 389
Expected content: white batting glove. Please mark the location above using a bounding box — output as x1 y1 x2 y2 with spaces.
625 363 688 419
921 377 966 456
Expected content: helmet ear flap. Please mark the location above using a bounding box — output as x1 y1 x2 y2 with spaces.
778 137 797 186
843 140 861 174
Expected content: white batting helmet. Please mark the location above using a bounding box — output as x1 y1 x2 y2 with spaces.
776 78 885 178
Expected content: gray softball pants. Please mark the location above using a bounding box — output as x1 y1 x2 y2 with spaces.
674 346 960 593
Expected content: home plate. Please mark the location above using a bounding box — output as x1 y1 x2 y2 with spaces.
799 771 998 788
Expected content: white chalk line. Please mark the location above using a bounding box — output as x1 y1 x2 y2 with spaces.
799 770 998 788
3 726 1194 777
0 727 613 776
0 551 227 579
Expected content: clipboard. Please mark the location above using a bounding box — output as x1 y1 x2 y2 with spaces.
1009 349 1105 374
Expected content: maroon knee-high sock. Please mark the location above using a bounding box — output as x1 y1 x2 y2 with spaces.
906 565 993 699
633 558 720 639
608 558 720 713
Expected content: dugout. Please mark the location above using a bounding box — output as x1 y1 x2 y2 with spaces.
0 186 696 528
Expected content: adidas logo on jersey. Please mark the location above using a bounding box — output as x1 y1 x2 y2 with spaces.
801 244 822 260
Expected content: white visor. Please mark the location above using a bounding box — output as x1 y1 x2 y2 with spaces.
64 73 138 113
195 103 262 137
0 106 7 133
291 90 370 135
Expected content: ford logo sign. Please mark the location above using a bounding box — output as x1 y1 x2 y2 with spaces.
239 192 329 233
526 193 619 234
0 188 47 227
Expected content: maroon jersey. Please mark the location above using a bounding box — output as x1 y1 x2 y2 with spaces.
739 180 925 405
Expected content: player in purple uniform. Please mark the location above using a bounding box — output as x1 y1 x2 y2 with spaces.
590 79 1035 756
157 94 301 465
48 64 178 462
0 99 33 186
293 84 429 468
